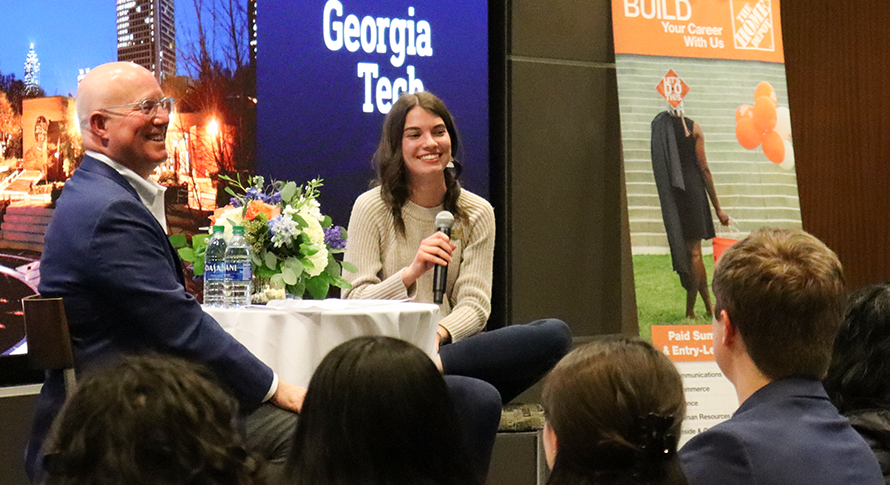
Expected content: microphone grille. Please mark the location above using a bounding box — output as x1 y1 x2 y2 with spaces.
435 210 454 229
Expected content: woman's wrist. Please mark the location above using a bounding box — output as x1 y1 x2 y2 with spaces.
436 325 452 345
401 266 419 289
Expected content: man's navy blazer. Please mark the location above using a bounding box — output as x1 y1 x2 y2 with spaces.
25 155 273 480
680 377 883 485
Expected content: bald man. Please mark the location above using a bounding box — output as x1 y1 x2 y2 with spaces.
26 62 302 482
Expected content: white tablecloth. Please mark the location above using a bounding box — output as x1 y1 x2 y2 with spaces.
204 299 440 387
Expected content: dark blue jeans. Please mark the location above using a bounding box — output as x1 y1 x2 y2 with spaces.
440 318 573 403
440 319 570 480
445 375 502 481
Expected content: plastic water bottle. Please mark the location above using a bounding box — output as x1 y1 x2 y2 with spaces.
224 225 252 308
203 225 227 307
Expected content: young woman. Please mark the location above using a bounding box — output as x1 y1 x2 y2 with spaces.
343 90 571 404
541 336 688 485
651 106 730 319
283 336 480 485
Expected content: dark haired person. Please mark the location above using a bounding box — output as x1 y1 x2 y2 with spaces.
651 105 730 320
343 90 571 405
825 282 890 484
679 228 882 485
43 354 262 485
541 336 688 485
283 336 480 485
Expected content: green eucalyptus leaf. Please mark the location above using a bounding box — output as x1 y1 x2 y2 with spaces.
270 273 286 289
169 234 188 248
282 266 298 285
321 215 332 228
255 267 274 279
280 181 297 202
340 261 358 273
284 257 305 275
265 251 279 270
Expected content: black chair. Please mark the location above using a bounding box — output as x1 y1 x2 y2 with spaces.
22 295 76 396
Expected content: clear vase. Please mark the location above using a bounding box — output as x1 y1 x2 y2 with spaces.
250 275 287 304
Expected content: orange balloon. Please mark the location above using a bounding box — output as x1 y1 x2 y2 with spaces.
736 105 754 123
762 130 785 164
753 96 777 133
736 117 765 150
755 81 777 105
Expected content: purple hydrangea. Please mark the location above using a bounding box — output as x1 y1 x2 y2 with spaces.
324 226 347 250
260 192 283 204
246 187 261 200
230 197 243 208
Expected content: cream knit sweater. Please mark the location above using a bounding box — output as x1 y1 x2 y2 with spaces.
342 186 495 341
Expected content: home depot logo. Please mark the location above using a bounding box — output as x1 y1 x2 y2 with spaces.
655 70 689 108
731 0 775 51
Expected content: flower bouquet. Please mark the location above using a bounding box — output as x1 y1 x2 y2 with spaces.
170 175 355 302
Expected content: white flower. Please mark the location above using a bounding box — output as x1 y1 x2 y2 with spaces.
270 215 301 248
304 199 323 221
301 211 329 276
212 206 244 241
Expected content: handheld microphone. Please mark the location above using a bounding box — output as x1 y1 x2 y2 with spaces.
433 210 454 304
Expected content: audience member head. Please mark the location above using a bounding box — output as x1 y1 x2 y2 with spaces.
76 61 171 178
541 336 687 485
285 336 478 485
372 90 463 234
712 227 845 380
43 353 261 485
825 282 890 413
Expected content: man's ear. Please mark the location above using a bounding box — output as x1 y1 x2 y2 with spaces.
88 112 109 137
718 309 737 347
543 421 558 469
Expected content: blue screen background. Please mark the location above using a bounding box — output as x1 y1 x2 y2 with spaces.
257 0 490 228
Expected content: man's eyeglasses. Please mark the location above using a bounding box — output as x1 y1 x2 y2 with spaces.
101 97 175 118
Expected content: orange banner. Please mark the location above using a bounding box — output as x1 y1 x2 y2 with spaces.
652 325 716 362
612 0 784 63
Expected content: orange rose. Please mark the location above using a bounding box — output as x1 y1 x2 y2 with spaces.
245 200 281 221
210 205 234 225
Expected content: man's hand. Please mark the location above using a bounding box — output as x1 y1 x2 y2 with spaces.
270 379 307 413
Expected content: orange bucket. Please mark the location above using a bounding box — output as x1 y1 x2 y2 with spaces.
713 237 738 264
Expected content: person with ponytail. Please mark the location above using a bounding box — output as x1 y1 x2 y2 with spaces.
541 336 688 485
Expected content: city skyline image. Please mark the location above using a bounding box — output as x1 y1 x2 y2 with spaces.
0 0 222 96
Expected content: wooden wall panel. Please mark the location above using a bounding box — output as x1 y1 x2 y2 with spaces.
782 2 890 289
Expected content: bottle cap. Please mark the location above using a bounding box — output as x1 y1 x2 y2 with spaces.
233 225 245 235
212 225 225 233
